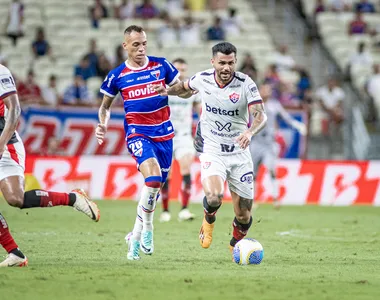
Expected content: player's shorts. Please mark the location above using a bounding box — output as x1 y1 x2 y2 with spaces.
0 139 25 181
249 141 279 175
173 134 196 160
127 136 173 183
199 150 254 199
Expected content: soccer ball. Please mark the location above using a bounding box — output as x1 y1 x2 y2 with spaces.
232 238 264 265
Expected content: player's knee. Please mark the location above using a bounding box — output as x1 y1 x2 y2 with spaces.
235 213 251 224
145 176 162 189
205 192 223 207
6 195 23 208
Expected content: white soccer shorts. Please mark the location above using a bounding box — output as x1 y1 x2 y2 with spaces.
0 140 25 181
173 135 196 161
199 150 254 199
250 141 279 175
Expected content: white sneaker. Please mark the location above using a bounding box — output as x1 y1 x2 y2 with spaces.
127 237 141 261
0 253 28 267
140 231 154 255
160 211 171 222
72 189 100 222
178 208 195 221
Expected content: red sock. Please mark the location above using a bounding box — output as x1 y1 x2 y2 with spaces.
23 190 73 208
0 213 18 253
161 181 169 211
181 174 191 209
232 221 248 241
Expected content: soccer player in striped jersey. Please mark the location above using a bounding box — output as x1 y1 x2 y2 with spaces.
249 83 306 208
0 64 100 267
96 25 191 260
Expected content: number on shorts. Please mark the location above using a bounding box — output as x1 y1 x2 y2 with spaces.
129 140 143 154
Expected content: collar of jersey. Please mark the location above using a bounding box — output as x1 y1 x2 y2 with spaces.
213 71 235 89
125 56 149 70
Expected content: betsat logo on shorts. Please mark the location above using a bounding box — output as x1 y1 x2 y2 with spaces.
240 172 254 184
203 162 211 169
205 103 239 116
229 92 240 104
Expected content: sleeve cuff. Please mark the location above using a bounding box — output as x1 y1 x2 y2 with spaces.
100 89 116 98
167 73 180 86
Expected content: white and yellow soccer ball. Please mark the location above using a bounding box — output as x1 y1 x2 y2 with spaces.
232 238 264 265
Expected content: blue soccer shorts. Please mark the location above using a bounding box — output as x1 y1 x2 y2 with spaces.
127 136 173 183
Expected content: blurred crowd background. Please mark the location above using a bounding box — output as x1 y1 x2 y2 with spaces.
0 0 379 160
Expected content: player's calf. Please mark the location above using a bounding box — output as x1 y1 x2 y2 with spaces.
230 215 253 249
203 194 222 224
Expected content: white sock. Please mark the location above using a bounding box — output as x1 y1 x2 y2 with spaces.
139 185 159 232
271 176 279 200
132 204 143 241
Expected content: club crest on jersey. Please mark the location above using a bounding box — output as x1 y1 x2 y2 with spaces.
203 162 211 169
151 70 160 80
229 92 240 103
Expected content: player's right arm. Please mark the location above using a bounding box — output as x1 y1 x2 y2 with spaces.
96 94 114 145
153 73 199 98
0 67 20 154
96 71 118 145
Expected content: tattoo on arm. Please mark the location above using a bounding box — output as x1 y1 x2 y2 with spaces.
99 95 114 125
167 81 189 96
239 197 253 211
248 103 267 136
0 94 20 145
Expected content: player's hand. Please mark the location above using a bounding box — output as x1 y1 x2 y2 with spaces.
152 84 168 96
95 123 107 145
236 130 253 149
295 122 307 136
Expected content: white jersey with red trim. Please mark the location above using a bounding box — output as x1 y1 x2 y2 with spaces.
0 64 19 144
189 69 262 155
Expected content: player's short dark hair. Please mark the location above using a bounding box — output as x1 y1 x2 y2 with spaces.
124 25 144 35
172 58 187 65
212 42 237 57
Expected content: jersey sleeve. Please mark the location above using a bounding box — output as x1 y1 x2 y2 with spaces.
100 70 118 97
187 72 202 91
0 67 17 100
163 59 179 86
244 77 262 106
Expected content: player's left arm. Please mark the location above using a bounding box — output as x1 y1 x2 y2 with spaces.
168 78 194 98
236 78 267 149
0 93 21 151
96 94 114 145
277 103 307 135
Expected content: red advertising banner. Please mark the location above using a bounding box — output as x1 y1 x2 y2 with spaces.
25 156 380 206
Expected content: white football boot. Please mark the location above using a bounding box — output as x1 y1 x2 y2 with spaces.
178 208 195 221
0 253 28 267
72 189 100 222
126 233 141 260
140 231 154 255
159 211 171 222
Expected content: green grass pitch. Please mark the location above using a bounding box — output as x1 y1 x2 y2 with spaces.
1 200 379 300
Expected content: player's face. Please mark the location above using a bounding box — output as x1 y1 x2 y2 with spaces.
123 31 147 65
212 52 236 84
173 62 188 81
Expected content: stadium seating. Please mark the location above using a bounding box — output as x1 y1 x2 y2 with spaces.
301 0 380 94
0 0 278 97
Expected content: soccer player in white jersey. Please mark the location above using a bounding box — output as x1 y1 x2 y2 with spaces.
154 42 267 251
250 83 306 207
160 58 201 223
0 64 100 267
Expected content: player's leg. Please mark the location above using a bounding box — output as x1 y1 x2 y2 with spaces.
177 151 195 221
228 151 254 251
159 167 171 222
199 153 226 248
0 142 99 221
263 145 279 208
0 176 100 222
0 212 27 267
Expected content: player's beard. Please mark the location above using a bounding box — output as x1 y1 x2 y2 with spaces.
218 71 233 84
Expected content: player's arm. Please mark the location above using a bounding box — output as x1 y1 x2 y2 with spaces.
95 94 114 145
168 78 194 98
277 103 307 135
0 93 21 150
236 103 267 150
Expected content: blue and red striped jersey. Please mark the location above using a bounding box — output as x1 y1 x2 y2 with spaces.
100 56 179 142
